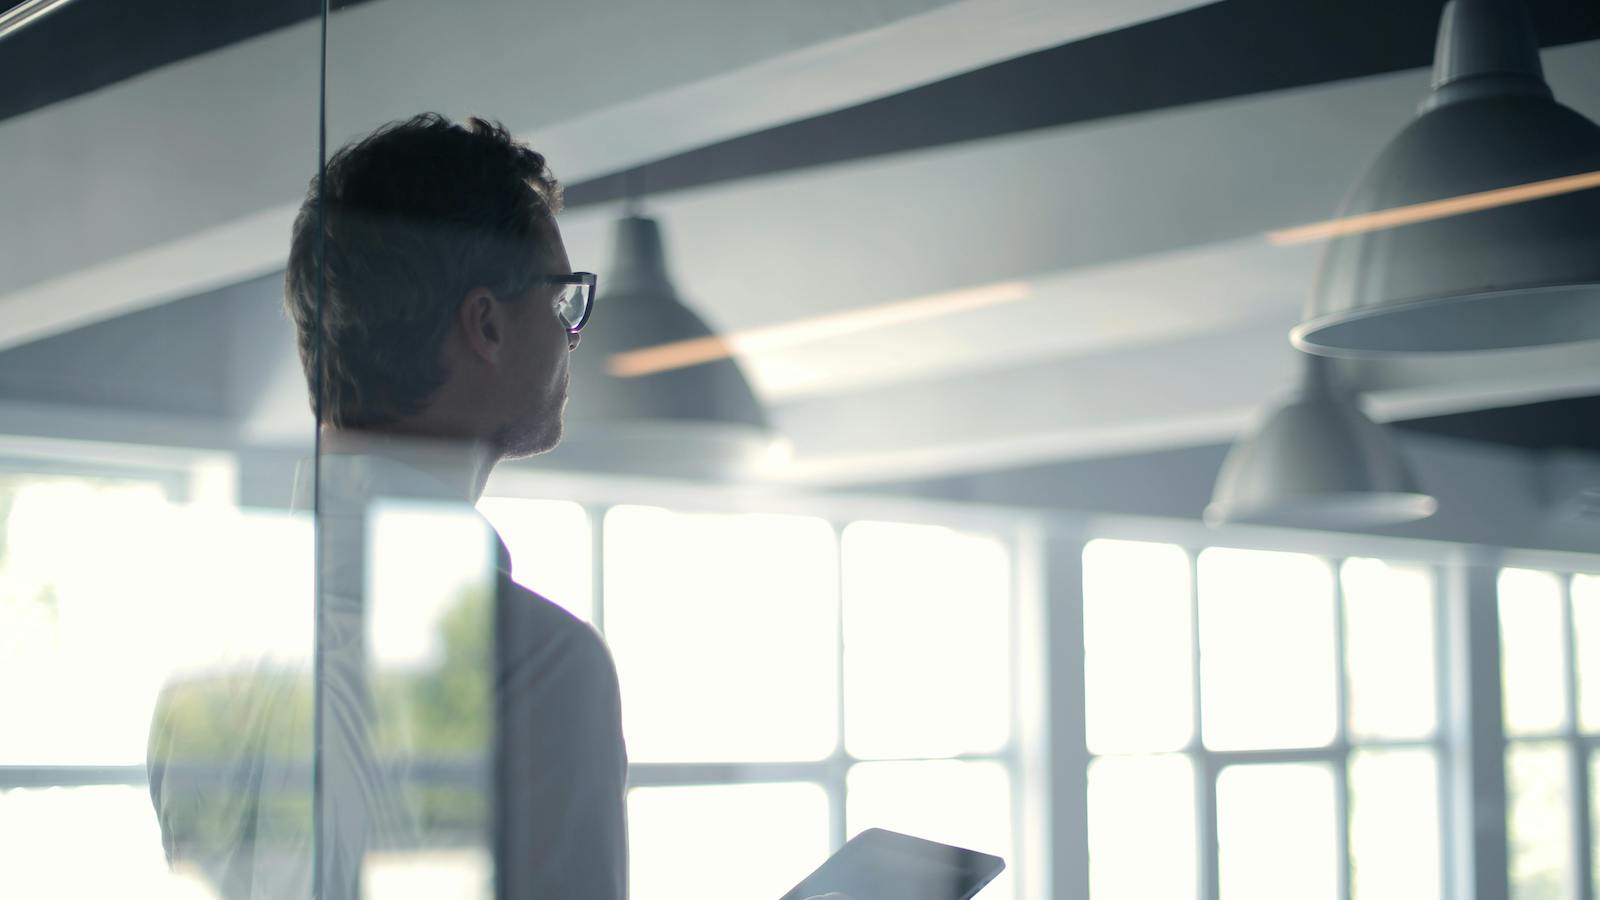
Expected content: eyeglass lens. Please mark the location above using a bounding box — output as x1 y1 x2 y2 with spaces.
555 283 589 332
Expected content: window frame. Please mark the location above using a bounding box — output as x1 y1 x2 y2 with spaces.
22 447 1600 900
0 458 203 794
1501 567 1600 900
1 456 1045 897
583 499 1036 896
1078 533 1455 900
1064 520 1600 900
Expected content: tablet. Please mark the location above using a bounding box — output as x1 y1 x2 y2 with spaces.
778 828 1006 900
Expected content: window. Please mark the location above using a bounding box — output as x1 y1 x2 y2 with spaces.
840 522 1017 900
605 506 839 764
627 781 831 900
476 497 593 622
1498 568 1600 900
469 501 1027 900
1082 540 1443 900
0 472 315 899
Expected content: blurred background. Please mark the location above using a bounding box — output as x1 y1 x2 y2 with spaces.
3 0 1600 898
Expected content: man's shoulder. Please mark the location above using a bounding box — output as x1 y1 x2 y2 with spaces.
497 576 597 640
496 576 616 681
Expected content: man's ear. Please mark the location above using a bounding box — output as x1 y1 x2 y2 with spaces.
457 287 504 366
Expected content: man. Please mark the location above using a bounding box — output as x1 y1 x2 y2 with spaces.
148 114 625 899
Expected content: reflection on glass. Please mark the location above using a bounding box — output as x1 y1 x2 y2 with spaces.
360 499 500 892
1500 569 1568 737
1506 741 1574 900
1087 754 1197 900
1342 558 1438 740
1571 576 1600 734
0 785 215 898
364 848 491 899
628 782 830 900
368 501 498 671
1082 540 1193 754
605 506 838 763
1216 763 1338 900
0 476 179 765
134 504 315 900
476 497 592 622
1199 549 1337 750
843 522 1011 759
1349 749 1441 900
847 759 1015 900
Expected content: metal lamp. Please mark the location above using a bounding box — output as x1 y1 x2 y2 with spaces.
547 213 775 479
1206 356 1437 527
1291 0 1600 357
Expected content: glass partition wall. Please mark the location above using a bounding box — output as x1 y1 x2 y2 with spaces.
0 1 326 897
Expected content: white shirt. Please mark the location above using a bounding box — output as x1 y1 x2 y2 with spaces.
147 452 628 899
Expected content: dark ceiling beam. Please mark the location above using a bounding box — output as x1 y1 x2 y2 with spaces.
12 0 1596 208
1395 395 1600 451
0 0 373 123
565 0 1600 208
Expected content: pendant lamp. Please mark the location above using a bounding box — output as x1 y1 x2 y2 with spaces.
1291 0 1600 357
548 212 775 479
1206 356 1437 527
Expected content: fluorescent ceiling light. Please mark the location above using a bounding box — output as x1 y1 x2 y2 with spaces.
1266 168 1600 247
607 281 1030 378
0 0 76 42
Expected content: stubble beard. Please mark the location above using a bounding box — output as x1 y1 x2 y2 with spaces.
492 398 564 461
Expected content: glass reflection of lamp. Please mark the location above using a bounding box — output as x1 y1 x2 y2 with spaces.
1206 355 1436 528
1291 0 1600 356
545 209 776 480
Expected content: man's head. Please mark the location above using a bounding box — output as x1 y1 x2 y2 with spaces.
285 113 579 458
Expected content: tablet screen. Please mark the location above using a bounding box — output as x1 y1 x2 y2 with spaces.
779 828 1005 900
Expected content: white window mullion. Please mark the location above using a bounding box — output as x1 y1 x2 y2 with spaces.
1043 529 1091 900
1563 575 1595 900
1448 564 1512 900
1189 547 1220 900
1332 559 1352 900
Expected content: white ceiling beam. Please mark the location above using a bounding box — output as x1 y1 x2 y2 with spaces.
0 0 1207 352
770 317 1600 486
771 318 1303 485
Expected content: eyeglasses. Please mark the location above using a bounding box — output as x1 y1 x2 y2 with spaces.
532 272 597 334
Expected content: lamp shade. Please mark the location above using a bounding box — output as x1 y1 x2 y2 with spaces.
1206 360 1436 527
547 214 774 479
1291 0 1600 357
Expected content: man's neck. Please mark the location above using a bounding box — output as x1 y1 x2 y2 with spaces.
318 427 498 503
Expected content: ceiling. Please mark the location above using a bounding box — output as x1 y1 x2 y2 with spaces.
3 0 1600 487
9 0 1597 194
0 0 371 125
563 0 1600 204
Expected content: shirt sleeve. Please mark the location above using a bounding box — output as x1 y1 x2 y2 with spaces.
495 586 629 900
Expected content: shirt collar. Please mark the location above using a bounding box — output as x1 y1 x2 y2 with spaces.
291 452 514 576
